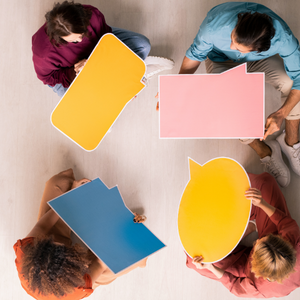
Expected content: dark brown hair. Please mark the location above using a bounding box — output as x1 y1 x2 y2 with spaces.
21 236 92 298
251 234 296 283
45 1 92 45
234 12 275 52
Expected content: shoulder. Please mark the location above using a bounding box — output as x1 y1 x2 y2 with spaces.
32 23 52 58
202 3 244 33
248 172 278 190
83 4 105 20
13 237 34 254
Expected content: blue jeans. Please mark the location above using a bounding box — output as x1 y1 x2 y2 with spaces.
49 27 151 98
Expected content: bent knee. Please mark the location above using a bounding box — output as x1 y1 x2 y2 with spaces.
139 37 151 59
269 75 293 98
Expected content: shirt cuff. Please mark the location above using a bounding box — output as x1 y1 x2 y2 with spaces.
269 208 286 225
219 271 230 283
185 47 207 62
291 79 300 91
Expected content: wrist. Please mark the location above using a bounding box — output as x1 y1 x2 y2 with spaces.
276 107 287 119
211 264 225 279
257 198 266 209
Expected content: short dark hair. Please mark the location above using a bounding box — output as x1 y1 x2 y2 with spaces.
234 12 275 52
45 1 92 46
21 236 92 298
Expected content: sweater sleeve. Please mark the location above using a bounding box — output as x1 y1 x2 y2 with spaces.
220 272 266 298
32 52 75 87
269 208 300 246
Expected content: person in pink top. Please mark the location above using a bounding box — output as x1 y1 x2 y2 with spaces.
186 172 300 298
32 1 173 97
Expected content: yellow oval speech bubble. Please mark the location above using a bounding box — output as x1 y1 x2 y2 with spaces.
178 157 251 263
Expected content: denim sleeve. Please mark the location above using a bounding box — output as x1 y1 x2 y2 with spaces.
278 29 300 90
185 15 213 62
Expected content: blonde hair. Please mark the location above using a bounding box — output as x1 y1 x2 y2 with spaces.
251 234 296 283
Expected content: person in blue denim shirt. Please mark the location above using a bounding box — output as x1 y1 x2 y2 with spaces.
179 2 300 187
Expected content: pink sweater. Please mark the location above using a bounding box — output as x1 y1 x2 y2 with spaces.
32 5 111 87
186 173 300 298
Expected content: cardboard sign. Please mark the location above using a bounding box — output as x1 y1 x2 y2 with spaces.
51 33 146 151
160 64 264 139
48 178 165 273
178 157 251 263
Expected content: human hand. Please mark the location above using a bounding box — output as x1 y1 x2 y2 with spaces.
74 59 87 75
262 110 284 140
133 213 147 223
155 93 159 111
245 188 264 207
192 256 213 270
72 178 91 189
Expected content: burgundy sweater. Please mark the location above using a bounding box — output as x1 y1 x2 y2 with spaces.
32 5 111 88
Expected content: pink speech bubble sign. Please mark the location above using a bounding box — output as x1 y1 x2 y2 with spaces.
159 64 264 139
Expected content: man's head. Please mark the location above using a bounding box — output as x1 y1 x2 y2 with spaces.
230 12 275 53
45 1 92 45
251 234 296 283
21 236 91 298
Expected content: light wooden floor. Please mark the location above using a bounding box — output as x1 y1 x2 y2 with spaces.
1 0 300 299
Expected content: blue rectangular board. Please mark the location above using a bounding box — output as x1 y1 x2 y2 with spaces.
48 178 165 274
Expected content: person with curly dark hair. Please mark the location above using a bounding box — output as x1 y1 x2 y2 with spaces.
186 173 300 298
14 169 147 299
179 2 300 188
32 1 174 98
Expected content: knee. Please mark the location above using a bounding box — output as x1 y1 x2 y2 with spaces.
139 36 151 60
272 75 293 98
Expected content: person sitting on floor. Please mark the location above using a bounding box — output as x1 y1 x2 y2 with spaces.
14 169 147 299
32 1 174 97
186 172 300 298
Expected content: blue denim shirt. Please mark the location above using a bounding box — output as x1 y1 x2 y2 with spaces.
186 2 300 90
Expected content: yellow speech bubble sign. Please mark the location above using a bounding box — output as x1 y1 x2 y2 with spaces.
178 157 251 263
51 33 146 151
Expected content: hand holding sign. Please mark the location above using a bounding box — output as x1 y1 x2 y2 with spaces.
178 157 251 263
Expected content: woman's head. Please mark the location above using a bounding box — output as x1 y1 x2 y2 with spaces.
45 1 92 45
231 12 275 53
251 234 296 283
21 236 91 298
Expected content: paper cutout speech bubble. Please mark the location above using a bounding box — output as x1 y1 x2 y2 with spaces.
48 178 166 274
159 64 264 139
178 157 251 263
51 33 146 151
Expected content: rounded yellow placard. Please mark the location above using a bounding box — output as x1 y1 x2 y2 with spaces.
178 157 251 263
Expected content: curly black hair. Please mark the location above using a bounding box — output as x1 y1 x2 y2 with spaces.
21 236 92 298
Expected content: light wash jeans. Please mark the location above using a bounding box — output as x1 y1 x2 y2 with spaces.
49 27 151 98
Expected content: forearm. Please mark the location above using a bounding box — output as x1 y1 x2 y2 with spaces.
257 199 276 217
207 264 225 279
277 89 300 118
179 56 201 74
27 209 60 237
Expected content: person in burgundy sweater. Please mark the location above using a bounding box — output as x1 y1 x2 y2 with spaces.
32 1 169 98
186 172 300 298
